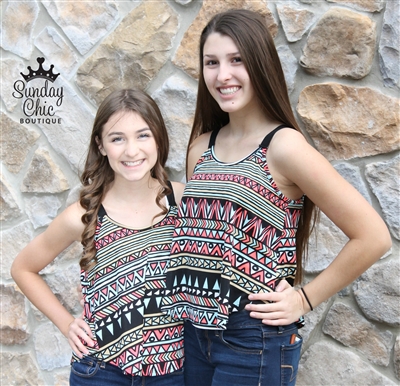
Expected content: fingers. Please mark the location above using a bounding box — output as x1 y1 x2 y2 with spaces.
68 318 95 358
246 283 305 325
248 309 293 325
248 279 292 302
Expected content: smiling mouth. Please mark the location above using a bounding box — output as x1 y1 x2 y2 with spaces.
122 160 144 167
219 86 240 95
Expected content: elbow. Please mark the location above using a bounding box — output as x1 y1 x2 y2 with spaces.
374 224 392 259
10 257 23 284
381 229 392 255
10 261 18 282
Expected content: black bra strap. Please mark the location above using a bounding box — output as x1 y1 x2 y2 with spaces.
260 124 294 148
166 180 176 207
208 128 221 148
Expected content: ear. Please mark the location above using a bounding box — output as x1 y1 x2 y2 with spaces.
95 136 107 156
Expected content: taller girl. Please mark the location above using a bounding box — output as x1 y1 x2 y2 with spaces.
162 9 391 386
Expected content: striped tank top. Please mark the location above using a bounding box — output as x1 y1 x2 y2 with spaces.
74 185 184 376
162 126 304 330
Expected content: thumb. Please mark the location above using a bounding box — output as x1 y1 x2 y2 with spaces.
275 279 290 292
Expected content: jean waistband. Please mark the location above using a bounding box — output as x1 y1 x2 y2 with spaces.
225 309 297 332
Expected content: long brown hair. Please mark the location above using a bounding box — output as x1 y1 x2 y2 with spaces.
79 89 171 270
189 9 316 283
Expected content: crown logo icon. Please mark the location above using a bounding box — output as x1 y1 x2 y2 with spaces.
20 57 60 83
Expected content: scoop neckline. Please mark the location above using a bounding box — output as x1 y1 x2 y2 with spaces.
210 145 260 166
100 198 173 231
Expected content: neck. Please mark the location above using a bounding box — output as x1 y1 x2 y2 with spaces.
107 175 160 206
227 107 279 137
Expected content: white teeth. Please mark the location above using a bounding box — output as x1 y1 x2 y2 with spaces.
122 160 143 166
219 86 240 95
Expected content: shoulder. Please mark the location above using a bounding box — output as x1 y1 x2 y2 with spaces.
267 128 314 166
189 132 212 158
170 181 185 206
37 201 86 246
187 131 213 179
63 201 86 221
54 201 86 235
269 127 308 151
266 127 333 192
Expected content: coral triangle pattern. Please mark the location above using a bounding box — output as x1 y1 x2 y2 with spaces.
75 197 184 376
162 127 304 330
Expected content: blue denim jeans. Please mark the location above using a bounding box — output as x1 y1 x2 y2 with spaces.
184 310 302 386
69 356 185 386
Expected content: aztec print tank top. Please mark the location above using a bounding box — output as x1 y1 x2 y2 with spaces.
162 126 304 330
74 184 184 376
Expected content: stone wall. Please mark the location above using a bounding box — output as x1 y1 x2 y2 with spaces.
1 0 399 385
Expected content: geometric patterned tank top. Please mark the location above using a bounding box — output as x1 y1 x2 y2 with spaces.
162 126 304 330
74 184 184 376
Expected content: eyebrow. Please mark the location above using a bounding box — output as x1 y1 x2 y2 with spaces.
106 127 151 137
203 52 241 58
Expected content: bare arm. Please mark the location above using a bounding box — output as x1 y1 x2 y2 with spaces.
246 129 392 324
11 202 85 337
186 132 212 180
170 181 186 206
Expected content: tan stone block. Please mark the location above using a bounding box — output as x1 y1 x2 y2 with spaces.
34 26 79 78
21 148 69 193
76 1 178 106
0 113 39 174
1 1 39 59
1 58 26 112
42 0 119 55
43 263 82 316
173 0 277 79
353 258 400 327
277 4 316 42
0 284 30 345
297 83 400 160
0 173 22 221
0 352 44 385
323 303 392 366
1 221 34 281
327 0 384 13
54 369 71 386
34 322 72 371
365 155 400 240
300 7 376 79
297 342 397 385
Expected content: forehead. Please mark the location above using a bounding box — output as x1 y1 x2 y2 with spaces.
203 32 238 54
102 110 148 135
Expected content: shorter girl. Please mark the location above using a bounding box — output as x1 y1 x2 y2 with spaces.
11 89 185 386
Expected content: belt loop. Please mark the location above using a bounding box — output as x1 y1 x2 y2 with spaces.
99 361 106 369
278 326 284 334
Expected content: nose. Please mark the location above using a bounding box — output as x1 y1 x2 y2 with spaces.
217 62 232 83
124 140 139 157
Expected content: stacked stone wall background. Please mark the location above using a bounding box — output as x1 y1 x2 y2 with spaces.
1 0 399 384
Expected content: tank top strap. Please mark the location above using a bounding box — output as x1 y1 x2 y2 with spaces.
98 204 107 218
208 127 221 149
166 180 176 207
260 124 295 149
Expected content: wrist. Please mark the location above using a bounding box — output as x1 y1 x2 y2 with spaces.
298 287 313 312
63 317 75 338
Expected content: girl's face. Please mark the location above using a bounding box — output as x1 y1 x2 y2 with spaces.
98 111 158 184
202 33 258 116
